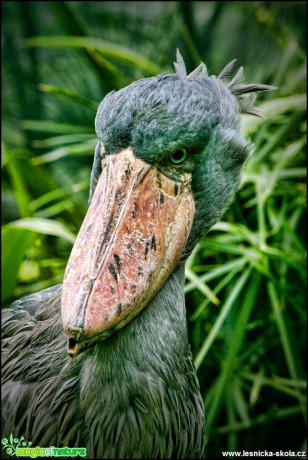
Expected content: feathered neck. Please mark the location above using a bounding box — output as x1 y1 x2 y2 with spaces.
77 263 204 458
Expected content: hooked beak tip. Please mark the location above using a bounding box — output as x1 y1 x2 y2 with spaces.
67 338 82 358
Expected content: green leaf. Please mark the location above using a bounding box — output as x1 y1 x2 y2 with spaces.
213 406 302 435
21 120 94 134
38 84 98 111
268 282 306 423
2 227 36 303
5 218 76 244
32 133 95 148
27 36 162 75
4 148 33 218
185 257 246 293
242 94 307 135
204 270 260 435
194 266 253 370
31 139 97 165
185 266 220 305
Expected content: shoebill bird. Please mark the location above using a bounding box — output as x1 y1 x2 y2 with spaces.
2 51 275 459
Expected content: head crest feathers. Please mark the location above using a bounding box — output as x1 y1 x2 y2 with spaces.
173 49 277 118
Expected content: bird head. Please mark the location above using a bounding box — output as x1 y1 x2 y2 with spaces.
61 50 276 357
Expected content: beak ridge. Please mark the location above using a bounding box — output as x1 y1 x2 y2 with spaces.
61 148 195 355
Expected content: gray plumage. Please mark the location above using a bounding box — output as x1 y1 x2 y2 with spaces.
3 267 204 458
2 51 275 459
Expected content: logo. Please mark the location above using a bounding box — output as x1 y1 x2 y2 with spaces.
1 434 87 458
2 434 32 456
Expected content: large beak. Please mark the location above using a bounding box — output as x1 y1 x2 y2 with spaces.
61 148 195 357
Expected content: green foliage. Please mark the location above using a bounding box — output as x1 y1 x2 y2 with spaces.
186 91 306 449
27 35 162 75
2 226 36 303
2 2 306 457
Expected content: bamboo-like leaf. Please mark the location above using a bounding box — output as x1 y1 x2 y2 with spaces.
232 379 251 426
246 111 305 169
2 227 36 303
5 218 76 244
38 84 98 111
203 269 259 434
47 1 125 91
185 257 246 293
31 139 97 165
32 133 95 149
185 266 220 305
242 94 306 135
267 282 306 422
212 221 259 246
213 406 302 436
267 284 301 378
27 36 162 75
242 371 307 402
248 369 265 405
5 148 33 218
194 266 253 370
21 120 94 134
190 265 246 321
226 385 237 451
31 183 88 210
36 201 74 218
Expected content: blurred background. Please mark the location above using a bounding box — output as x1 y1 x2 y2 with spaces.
2 1 306 457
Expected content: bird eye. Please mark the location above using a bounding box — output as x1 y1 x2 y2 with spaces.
169 149 188 165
